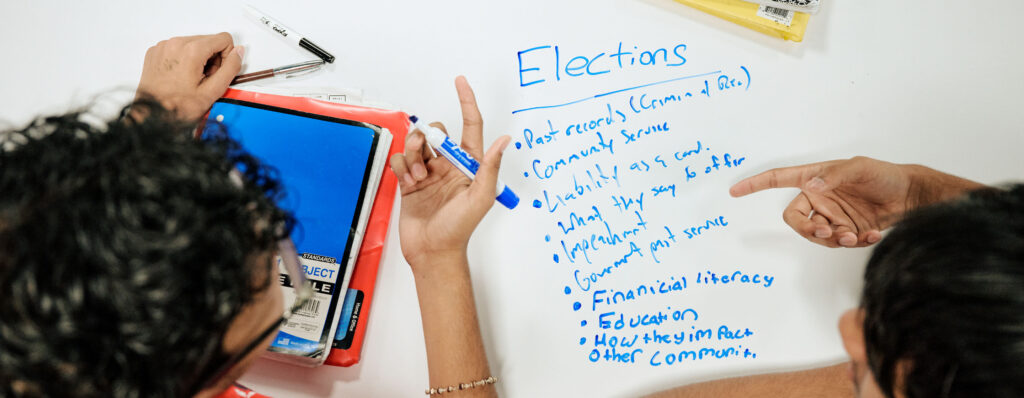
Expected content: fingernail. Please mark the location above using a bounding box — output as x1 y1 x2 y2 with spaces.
839 235 857 247
866 232 881 243
498 136 511 153
814 228 830 238
806 177 825 192
234 45 245 60
403 173 415 186
412 163 427 180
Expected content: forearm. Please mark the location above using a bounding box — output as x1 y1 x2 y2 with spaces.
413 254 496 397
904 164 985 209
644 363 853 398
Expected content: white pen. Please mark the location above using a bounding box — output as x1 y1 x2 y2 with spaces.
409 116 519 209
243 5 335 63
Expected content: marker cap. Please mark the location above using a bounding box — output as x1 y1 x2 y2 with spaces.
496 186 519 209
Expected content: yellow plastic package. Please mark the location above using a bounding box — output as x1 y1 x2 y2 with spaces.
674 0 810 42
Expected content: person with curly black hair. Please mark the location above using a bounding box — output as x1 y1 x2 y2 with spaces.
1 32 508 398
0 98 294 398
648 158 1024 398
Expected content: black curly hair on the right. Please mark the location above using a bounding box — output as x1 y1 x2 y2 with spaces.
0 99 294 397
862 184 1024 398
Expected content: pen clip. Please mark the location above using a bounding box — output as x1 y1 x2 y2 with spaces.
273 59 326 79
282 65 322 79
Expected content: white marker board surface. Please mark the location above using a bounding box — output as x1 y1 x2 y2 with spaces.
2 1 1023 396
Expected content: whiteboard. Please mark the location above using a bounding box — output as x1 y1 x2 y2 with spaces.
2 1 1022 396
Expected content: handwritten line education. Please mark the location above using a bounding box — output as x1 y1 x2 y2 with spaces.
511 70 723 115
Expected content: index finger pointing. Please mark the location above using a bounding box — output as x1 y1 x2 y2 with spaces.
729 162 830 197
454 76 484 158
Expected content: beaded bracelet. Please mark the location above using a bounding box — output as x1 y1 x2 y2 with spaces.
425 376 498 395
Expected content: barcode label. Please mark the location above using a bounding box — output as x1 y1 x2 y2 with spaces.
763 5 788 17
298 299 321 315
757 5 794 26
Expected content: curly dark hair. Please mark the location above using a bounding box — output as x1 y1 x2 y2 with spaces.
862 184 1024 398
0 100 293 397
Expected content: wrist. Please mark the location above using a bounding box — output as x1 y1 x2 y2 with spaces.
903 164 983 209
902 164 932 210
411 253 473 300
408 250 470 278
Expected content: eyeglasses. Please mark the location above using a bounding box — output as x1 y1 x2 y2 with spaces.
191 238 313 394
273 238 315 322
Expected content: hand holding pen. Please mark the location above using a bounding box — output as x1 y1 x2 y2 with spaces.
135 7 336 120
389 76 512 271
135 33 243 121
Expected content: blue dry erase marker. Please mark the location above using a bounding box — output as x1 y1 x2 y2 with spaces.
409 115 519 209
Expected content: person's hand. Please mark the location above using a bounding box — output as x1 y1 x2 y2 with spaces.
389 76 511 271
135 33 243 121
729 157 915 248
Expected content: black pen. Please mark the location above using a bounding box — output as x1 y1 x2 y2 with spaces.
244 5 335 63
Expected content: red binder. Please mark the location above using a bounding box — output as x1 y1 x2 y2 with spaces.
215 384 271 398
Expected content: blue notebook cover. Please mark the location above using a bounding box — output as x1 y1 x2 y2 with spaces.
203 98 381 363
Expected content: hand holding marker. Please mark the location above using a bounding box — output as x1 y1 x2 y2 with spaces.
409 116 519 209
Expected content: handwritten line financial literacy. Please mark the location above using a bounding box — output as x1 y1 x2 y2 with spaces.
510 42 769 368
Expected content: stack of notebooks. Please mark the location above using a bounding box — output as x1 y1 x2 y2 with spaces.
674 0 821 42
202 89 409 367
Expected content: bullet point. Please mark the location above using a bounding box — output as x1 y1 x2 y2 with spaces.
563 286 571 295
573 302 581 311
532 199 542 208
553 254 559 263
545 235 551 242
514 142 522 149
581 320 587 327
523 172 529 177
579 337 586 345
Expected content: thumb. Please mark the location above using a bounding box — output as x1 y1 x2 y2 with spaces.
468 135 511 206
201 45 244 100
